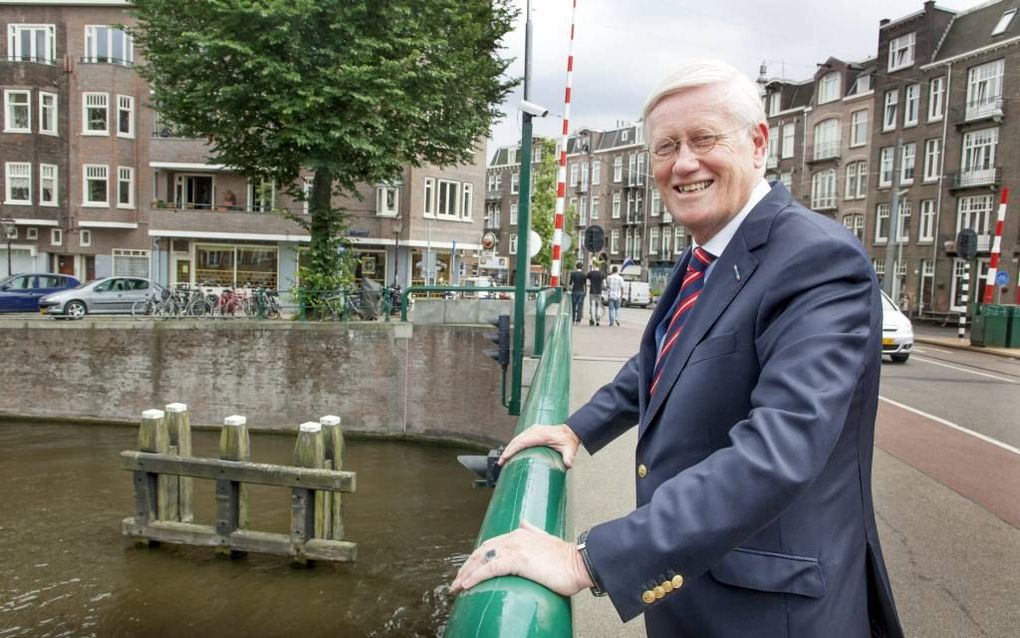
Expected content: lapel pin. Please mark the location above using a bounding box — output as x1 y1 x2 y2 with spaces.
733 265 741 281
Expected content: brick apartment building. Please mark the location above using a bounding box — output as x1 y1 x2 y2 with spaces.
1 0 487 292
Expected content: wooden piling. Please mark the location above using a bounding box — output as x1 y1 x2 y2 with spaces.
292 422 325 564
217 415 251 557
135 409 168 546
320 415 345 540
165 403 194 523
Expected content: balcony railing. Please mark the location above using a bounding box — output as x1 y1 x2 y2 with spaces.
944 233 993 255
811 141 840 162
151 201 299 215
80 56 134 67
964 96 1004 122
3 55 57 65
766 155 778 169
485 189 502 201
949 166 1000 189
811 196 837 210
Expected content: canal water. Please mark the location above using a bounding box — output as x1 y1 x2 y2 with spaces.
0 423 491 637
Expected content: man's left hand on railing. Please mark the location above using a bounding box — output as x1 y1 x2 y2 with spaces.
450 520 593 597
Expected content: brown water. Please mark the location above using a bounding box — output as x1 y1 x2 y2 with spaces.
0 423 490 637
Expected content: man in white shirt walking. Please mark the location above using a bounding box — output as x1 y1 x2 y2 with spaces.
606 266 624 326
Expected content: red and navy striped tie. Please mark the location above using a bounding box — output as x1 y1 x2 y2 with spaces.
650 247 715 396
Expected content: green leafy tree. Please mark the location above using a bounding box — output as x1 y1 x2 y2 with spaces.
530 139 576 276
129 0 517 301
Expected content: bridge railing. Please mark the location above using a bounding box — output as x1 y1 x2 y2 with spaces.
444 297 573 637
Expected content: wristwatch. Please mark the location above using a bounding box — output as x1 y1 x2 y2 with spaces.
576 530 607 597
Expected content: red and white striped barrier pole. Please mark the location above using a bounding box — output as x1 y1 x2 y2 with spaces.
982 186 1008 304
548 0 578 288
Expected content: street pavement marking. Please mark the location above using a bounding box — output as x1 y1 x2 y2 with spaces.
919 346 952 354
879 396 1020 457
912 356 1018 383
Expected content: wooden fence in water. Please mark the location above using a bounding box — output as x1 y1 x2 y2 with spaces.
121 406 356 564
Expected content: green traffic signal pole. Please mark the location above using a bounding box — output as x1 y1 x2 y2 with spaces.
510 113 535 416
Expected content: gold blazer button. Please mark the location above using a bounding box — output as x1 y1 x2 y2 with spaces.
637 464 648 478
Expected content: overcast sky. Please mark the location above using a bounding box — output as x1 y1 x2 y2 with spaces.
487 0 989 156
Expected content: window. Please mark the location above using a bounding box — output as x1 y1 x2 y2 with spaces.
80 230 92 247
612 192 621 219
112 249 150 278
961 127 998 178
650 190 660 217
40 163 57 206
847 110 866 148
376 184 399 216
992 9 1017 36
818 72 840 104
879 147 893 187
636 154 646 186
895 200 911 242
423 177 434 216
768 126 778 161
7 24 55 63
888 32 915 71
580 163 589 190
875 204 890 243
461 183 472 220
4 90 30 132
812 119 840 160
574 197 585 225
507 148 517 165
900 143 916 184
613 156 622 182
84 26 134 65
83 93 109 134
4 162 31 204
781 124 795 158
780 171 792 190
845 161 867 200
592 161 601 185
627 154 637 186
532 146 542 164
83 165 108 206
591 195 599 220
873 258 885 277
649 227 659 256
32 93 57 140
569 163 578 187
247 178 274 212
510 173 519 194
919 200 936 242
661 227 671 256
849 74 871 95
610 229 620 255
673 226 685 254
486 173 497 192
509 233 518 255
883 90 898 130
51 228 62 246
842 213 865 242
117 95 134 137
510 203 518 226
903 84 919 126
928 77 945 121
811 169 837 210
956 195 993 235
118 167 134 208
769 92 781 115
965 59 1004 120
436 180 460 218
923 139 940 182
26 228 37 240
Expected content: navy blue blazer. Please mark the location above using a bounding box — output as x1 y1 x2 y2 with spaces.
566 184 903 637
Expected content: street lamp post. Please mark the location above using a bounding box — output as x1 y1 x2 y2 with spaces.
0 217 16 277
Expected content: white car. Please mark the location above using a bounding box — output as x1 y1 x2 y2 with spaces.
881 290 913 363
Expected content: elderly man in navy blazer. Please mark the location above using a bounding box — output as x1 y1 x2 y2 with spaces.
452 59 903 637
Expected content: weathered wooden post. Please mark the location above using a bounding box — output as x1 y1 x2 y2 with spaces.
134 409 168 546
164 402 194 523
320 415 345 540
216 415 251 557
292 421 325 564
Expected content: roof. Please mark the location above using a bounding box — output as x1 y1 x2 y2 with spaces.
934 0 1020 61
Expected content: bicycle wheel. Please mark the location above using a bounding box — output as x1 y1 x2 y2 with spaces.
132 298 153 320
188 298 213 317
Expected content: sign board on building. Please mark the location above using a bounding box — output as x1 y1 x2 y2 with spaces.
584 225 605 253
956 229 978 260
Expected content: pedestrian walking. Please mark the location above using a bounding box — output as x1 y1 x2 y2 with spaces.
606 266 624 326
586 265 605 326
568 262 587 324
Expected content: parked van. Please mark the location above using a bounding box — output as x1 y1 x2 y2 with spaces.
460 276 494 299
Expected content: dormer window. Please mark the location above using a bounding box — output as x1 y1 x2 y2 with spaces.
992 9 1016 36
818 72 840 104
768 92 781 115
849 74 871 95
888 32 915 71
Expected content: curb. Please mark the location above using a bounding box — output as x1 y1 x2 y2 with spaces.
915 336 1020 361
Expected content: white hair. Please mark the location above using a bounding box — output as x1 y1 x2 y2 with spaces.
642 59 766 140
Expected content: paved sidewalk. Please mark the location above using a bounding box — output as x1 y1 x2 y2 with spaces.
914 324 1020 360
566 318 1020 638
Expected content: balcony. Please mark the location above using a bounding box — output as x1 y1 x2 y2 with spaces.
943 233 993 255
623 212 642 225
961 96 1005 125
576 183 588 194
809 141 840 163
79 56 134 67
949 166 1000 190
2 55 56 66
485 189 502 202
766 155 778 169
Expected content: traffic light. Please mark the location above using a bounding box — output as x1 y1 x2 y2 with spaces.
485 314 511 369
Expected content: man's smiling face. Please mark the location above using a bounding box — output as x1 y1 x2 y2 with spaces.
647 83 768 244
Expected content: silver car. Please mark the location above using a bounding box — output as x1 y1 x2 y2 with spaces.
39 277 160 318
881 290 914 363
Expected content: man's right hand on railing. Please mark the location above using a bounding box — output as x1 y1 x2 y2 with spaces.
497 424 581 469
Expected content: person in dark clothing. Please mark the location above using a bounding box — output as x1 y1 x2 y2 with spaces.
586 266 605 326
568 262 587 324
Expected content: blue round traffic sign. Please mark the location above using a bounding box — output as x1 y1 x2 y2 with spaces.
995 270 1009 287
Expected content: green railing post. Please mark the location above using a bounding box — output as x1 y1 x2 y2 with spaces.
445 301 573 637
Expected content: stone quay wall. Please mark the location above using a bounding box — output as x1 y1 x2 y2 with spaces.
0 320 516 446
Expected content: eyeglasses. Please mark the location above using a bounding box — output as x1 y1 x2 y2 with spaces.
648 126 747 161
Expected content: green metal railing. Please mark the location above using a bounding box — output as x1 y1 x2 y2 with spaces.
444 301 573 637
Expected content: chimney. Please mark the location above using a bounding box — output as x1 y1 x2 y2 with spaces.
880 18 891 26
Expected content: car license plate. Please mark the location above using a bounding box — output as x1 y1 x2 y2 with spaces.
882 337 894 346
39 307 47 315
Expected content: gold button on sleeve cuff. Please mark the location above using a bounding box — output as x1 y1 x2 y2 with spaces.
653 586 665 599
641 590 656 604
671 574 685 589
661 580 674 593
